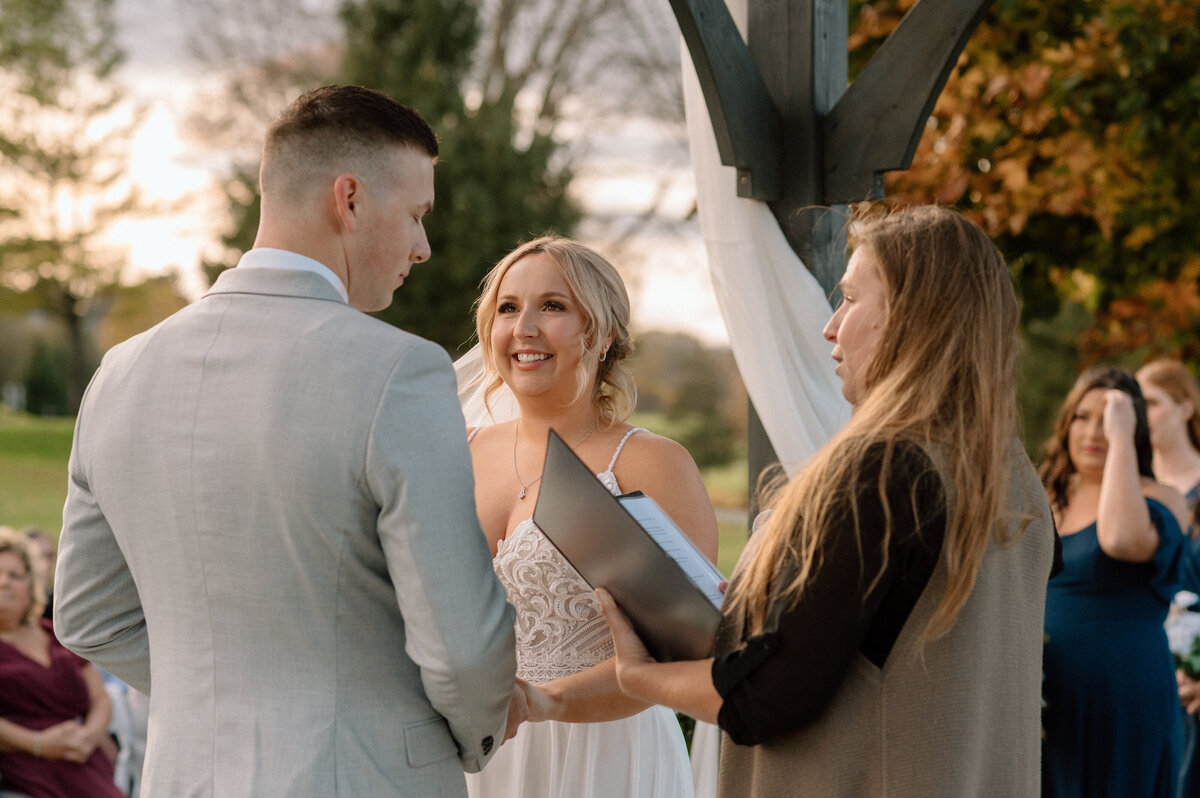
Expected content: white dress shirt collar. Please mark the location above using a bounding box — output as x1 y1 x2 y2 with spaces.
237 248 349 303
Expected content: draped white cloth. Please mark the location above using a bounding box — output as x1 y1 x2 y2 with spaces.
679 1 851 792
681 2 850 481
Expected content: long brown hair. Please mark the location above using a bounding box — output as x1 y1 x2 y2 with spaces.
726 205 1024 642
1038 367 1154 514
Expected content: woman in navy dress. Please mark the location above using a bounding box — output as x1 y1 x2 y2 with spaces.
1041 367 1191 798
1137 359 1200 797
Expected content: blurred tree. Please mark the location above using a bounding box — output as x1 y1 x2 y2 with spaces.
1018 302 1092 457
180 0 339 285
0 0 142 412
848 0 1200 443
98 272 190 350
631 330 745 467
0 306 36 397
851 0 1200 331
23 335 69 417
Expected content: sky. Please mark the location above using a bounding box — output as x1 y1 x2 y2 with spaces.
106 0 732 346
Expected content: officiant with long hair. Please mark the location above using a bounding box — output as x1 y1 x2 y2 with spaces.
598 204 1058 797
460 235 718 798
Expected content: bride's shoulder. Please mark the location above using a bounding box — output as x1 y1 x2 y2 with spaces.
466 420 517 449
612 426 700 473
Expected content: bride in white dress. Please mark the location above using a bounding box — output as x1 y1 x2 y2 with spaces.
460 236 719 798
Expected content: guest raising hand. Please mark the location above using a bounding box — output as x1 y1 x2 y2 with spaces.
1040 367 1190 798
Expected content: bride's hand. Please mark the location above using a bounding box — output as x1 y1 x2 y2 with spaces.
595 588 655 693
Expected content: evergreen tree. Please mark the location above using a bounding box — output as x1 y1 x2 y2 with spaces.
339 0 580 354
23 336 70 417
0 0 140 412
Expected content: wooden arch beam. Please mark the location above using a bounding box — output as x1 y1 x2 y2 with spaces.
668 0 782 200
821 0 993 203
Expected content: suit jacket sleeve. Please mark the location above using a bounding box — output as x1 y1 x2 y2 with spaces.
365 339 517 773
55 367 153 693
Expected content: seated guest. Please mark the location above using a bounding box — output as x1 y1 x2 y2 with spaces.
0 529 124 798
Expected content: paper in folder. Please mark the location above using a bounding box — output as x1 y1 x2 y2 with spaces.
533 429 726 662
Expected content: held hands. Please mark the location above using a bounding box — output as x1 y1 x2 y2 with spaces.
503 678 569 743
503 681 529 743
1102 389 1137 445
515 679 560 724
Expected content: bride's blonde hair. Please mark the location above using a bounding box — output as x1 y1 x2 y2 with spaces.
726 205 1026 642
474 236 636 426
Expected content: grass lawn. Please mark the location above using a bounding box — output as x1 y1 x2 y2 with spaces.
0 411 74 535
716 520 749 579
0 410 755 568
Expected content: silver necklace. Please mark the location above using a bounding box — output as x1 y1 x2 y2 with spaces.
514 417 599 500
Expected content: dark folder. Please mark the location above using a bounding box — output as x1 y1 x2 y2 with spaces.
532 429 723 662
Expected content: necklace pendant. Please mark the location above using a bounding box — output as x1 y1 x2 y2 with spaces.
519 486 527 500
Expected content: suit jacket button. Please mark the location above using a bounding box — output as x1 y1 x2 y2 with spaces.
482 735 494 755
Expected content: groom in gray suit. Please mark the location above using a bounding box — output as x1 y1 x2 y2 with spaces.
54 85 517 797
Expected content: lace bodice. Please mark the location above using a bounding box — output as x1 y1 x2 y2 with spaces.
492 428 643 684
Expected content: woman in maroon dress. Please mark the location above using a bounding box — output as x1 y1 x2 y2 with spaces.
0 529 124 798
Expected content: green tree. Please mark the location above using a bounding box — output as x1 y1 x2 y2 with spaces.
23 335 69 416
0 0 141 412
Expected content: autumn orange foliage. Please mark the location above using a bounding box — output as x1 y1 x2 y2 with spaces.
849 0 1200 359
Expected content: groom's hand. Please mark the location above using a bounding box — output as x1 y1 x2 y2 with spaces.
503 681 529 743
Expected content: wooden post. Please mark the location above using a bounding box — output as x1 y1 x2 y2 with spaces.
741 1 848 516
667 0 994 523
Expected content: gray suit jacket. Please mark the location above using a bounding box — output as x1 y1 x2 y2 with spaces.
55 265 516 797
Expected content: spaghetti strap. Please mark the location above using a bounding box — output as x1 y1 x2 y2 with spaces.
605 427 645 473
467 426 481 443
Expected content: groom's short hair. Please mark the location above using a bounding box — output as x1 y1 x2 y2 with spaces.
259 85 438 197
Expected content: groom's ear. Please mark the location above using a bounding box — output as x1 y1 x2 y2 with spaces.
333 174 361 233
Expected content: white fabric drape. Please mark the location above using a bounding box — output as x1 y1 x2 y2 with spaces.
681 1 850 480
680 1 851 793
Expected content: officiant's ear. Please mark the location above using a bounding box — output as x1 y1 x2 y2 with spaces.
333 174 361 233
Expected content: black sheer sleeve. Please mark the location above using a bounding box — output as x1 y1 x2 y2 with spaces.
713 440 946 746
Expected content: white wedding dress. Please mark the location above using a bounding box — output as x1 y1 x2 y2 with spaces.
465 428 695 798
